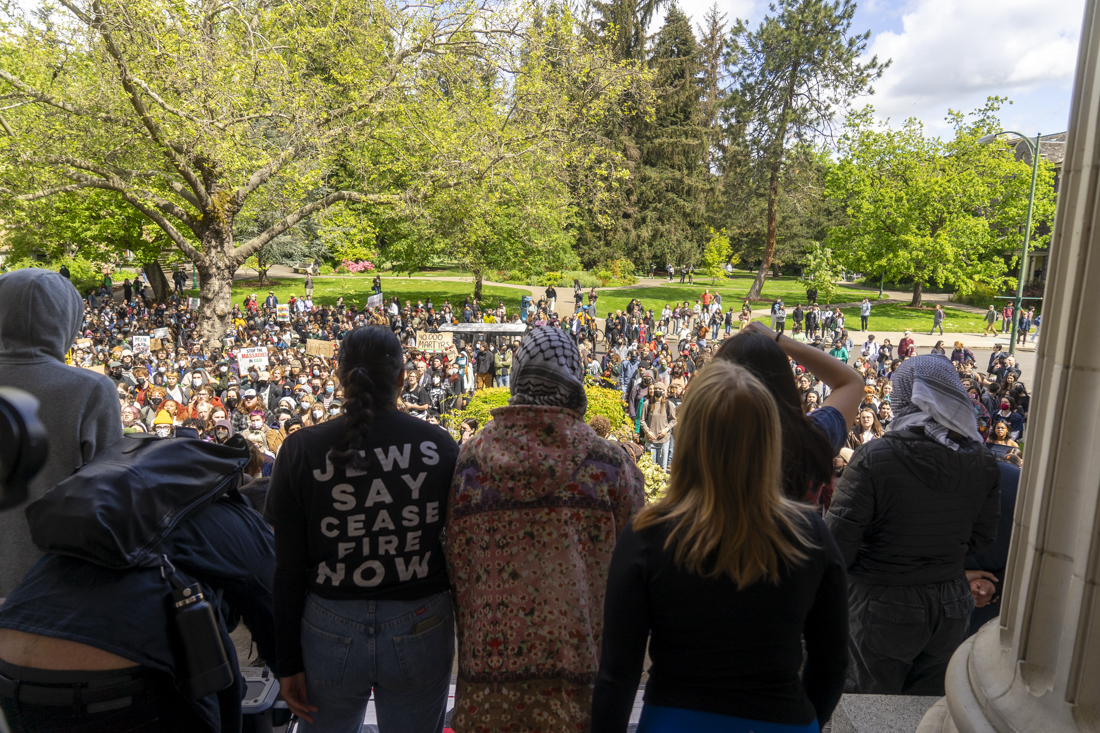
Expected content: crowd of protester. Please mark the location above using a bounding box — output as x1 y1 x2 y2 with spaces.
0 266 1031 733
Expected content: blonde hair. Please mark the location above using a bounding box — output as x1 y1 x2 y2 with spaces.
634 360 813 588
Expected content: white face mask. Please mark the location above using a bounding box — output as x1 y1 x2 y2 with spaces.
219 366 228 373
250 421 263 430
155 427 172 438
298 376 307 384
312 410 324 420
193 377 202 386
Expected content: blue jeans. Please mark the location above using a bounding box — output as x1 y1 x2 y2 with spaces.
299 591 454 733
650 441 669 470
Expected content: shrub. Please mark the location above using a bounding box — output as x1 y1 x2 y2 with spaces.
6 256 103 294
594 269 613 286
317 264 336 275
448 384 629 434
950 284 999 308
636 452 668 503
526 271 602 289
338 260 375 274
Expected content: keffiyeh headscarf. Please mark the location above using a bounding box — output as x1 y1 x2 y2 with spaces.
509 326 587 414
889 354 983 450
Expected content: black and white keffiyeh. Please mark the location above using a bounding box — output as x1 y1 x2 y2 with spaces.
509 326 587 414
889 354 982 450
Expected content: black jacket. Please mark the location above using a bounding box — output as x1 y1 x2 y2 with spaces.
825 428 1000 586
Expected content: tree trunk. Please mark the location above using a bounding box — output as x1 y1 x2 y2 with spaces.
911 281 923 307
474 273 484 303
192 225 240 345
748 158 783 300
142 260 170 303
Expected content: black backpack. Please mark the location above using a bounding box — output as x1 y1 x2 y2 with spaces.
26 433 251 569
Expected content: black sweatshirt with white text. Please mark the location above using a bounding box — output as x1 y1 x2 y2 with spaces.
267 410 459 675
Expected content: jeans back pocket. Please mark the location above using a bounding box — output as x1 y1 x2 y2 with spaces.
301 619 352 689
393 616 454 691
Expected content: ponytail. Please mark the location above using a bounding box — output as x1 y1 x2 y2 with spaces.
333 326 403 471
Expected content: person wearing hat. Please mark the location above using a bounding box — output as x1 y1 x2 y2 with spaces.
264 290 278 309
152 409 175 438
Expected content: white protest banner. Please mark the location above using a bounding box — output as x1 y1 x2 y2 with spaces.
188 297 201 309
237 346 269 371
417 331 452 353
367 292 384 309
277 304 290 321
153 327 170 339
132 335 151 355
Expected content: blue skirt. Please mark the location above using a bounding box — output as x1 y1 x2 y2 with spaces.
638 704 819 733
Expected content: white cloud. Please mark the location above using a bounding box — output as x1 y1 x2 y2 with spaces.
860 0 1085 136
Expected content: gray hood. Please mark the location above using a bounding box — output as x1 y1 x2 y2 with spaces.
0 269 84 363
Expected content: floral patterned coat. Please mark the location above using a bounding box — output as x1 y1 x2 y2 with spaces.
446 405 645 733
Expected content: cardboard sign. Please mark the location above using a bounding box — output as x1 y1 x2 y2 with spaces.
149 338 163 352
306 339 335 358
80 364 105 374
237 346 269 371
417 331 453 353
444 343 459 362
75 338 92 348
277 304 290 321
188 297 201 309
153 327 170 339
132 335 151 354
367 292 384 309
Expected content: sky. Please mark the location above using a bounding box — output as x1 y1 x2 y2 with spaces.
665 0 1087 139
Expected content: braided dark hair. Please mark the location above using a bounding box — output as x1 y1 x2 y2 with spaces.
333 326 404 471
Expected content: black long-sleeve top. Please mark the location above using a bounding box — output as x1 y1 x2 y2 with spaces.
592 512 848 731
266 411 459 676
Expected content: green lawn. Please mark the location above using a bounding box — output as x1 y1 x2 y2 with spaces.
591 276 872 316
188 276 528 313
751 304 987 334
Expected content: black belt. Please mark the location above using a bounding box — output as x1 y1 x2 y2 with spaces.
0 670 146 713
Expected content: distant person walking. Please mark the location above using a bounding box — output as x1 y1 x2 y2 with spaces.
860 298 871 332
930 304 945 335
983 305 997 336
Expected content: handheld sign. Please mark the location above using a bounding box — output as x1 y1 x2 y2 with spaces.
237 346 269 371
306 339 335 358
188 297 201 309
417 331 453 353
277 304 290 321
367 292 384 309
132 335 151 355
152 327 170 339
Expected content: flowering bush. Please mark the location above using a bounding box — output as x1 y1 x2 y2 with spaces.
339 259 375 273
636 452 668 503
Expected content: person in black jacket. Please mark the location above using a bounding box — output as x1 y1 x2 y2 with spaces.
594 360 847 732
826 354 1000 696
267 326 459 731
0 494 276 733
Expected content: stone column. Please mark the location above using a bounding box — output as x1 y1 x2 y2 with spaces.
918 2 1100 731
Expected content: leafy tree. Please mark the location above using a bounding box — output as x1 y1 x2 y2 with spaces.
702 227 734 283
726 0 887 299
0 0 643 340
826 102 1057 305
801 242 840 303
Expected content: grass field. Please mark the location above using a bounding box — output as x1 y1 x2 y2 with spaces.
748 303 991 335
188 276 528 314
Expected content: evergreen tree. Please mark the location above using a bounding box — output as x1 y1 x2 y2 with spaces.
726 0 887 299
629 5 715 267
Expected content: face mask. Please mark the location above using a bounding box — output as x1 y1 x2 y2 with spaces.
325 385 334 394
155 427 172 438
193 377 203 386
157 366 166 373
312 410 324 420
220 366 228 373
215 429 229 440
226 397 239 407
328 408 339 416
250 421 263 430
298 376 307 384
432 377 440 386
1001 402 1010 411
278 415 290 426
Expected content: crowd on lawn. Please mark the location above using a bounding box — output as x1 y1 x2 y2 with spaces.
0 266 1030 733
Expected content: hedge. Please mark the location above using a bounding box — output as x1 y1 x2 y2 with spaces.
448 385 629 433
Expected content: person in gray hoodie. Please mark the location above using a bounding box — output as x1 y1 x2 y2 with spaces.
0 269 122 596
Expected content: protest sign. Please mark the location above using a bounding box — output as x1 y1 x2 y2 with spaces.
367 292 384 309
417 331 452 353
132 335 151 354
75 338 92 348
277 304 290 321
80 364 105 374
153 327 170 339
149 338 162 352
237 346 269 371
188 297 201 309
306 339 335 358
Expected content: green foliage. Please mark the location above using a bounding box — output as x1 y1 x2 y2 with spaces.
449 385 629 432
5 257 103 294
725 0 887 297
527 271 603 288
702 228 734 283
951 284 999 308
826 100 1058 305
636 452 669 503
801 243 841 303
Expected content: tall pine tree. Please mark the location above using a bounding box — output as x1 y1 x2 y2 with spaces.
631 5 715 267
726 0 887 299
